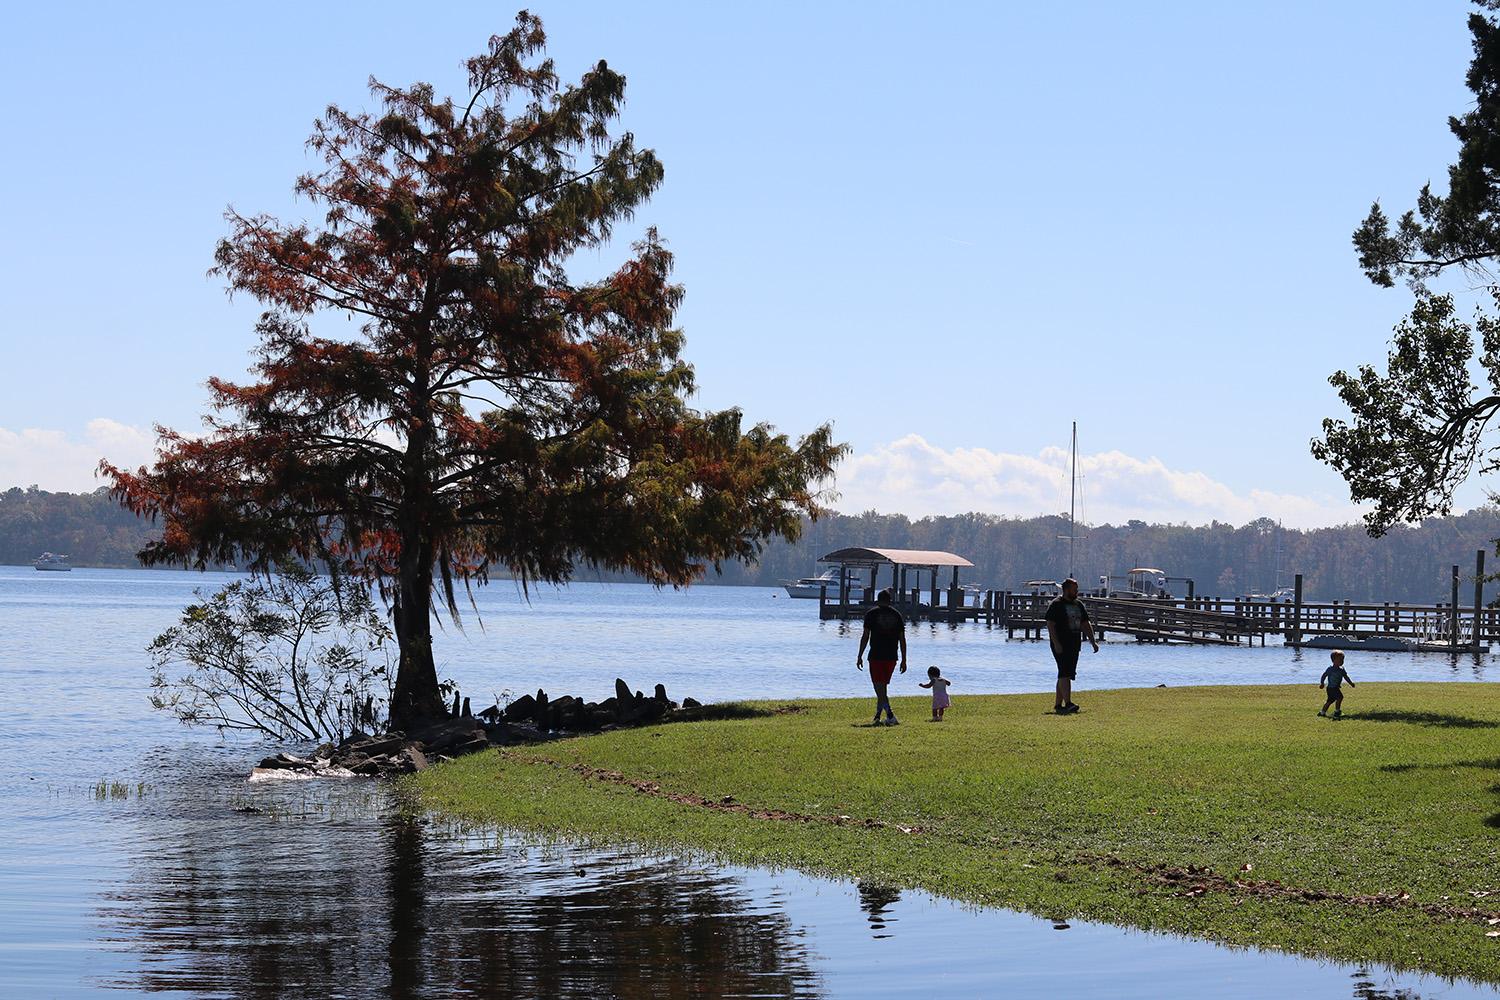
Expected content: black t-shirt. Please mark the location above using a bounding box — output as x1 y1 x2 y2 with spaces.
1045 597 1089 647
863 605 905 660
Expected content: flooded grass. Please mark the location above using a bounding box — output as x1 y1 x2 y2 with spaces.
90 780 149 800
414 682 1500 984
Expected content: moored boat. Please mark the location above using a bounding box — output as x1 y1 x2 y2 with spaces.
782 568 864 600
32 552 72 572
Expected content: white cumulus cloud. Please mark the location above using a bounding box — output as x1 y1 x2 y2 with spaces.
832 434 1362 529
0 419 157 493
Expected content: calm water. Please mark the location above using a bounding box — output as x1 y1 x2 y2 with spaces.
2 566 1496 998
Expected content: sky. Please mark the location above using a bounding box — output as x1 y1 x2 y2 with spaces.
0 1 1492 528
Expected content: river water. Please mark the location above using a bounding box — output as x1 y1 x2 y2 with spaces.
2 566 1496 998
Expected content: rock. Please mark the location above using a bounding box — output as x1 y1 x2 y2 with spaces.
477 703 502 723
347 735 405 758
503 694 537 722
507 722 543 743
451 692 462 718
449 737 491 757
615 677 632 703
577 709 610 732
682 697 701 709
338 729 370 750
635 698 665 723
421 720 487 753
549 695 580 730
313 743 334 760
404 747 429 772
349 755 389 776
461 696 472 718
257 753 309 770
653 683 670 704
535 690 549 723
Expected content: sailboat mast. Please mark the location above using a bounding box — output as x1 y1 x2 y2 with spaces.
1069 421 1077 580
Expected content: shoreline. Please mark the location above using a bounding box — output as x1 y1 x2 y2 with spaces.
413 683 1500 984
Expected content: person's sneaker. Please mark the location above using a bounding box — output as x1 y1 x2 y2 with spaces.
1054 704 1068 714
1318 709 1327 717
886 715 900 726
1333 710 1342 719
1064 703 1082 714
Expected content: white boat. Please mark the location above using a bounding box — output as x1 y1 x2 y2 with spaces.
782 568 864 600
1245 586 1296 604
33 552 72 572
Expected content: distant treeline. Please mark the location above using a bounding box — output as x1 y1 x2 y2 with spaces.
0 487 163 569
698 508 1500 604
7 486 1500 603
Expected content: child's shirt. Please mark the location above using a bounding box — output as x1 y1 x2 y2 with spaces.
1320 665 1350 688
929 677 951 697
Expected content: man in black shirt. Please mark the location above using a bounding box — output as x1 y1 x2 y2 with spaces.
856 588 907 725
1045 577 1098 714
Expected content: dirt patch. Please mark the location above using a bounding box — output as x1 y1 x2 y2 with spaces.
1084 853 1500 924
502 752 926 834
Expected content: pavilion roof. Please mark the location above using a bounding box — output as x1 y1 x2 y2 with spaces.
818 547 974 568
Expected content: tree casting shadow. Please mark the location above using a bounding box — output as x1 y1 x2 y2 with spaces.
1349 709 1498 729
1377 758 1500 774
1376 759 1500 828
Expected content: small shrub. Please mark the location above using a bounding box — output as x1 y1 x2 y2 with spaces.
148 565 392 741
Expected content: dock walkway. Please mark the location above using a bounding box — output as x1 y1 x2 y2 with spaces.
817 557 1496 652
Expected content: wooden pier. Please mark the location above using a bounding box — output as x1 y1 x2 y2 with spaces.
817 550 1497 653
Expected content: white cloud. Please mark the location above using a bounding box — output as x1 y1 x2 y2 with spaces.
832 434 1363 529
0 422 1365 528
0 419 157 493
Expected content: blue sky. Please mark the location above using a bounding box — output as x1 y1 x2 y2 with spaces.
0 1 1488 526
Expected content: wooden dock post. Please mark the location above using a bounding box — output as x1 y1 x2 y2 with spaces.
1475 550 1487 650
1451 565 1461 649
1291 574 1303 644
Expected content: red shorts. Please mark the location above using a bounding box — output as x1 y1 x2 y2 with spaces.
869 660 897 685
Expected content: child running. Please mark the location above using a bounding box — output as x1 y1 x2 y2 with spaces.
1318 650 1355 718
919 666 953 721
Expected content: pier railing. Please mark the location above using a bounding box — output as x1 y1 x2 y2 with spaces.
816 560 1496 650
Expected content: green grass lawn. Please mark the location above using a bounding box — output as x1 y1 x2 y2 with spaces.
412 683 1500 982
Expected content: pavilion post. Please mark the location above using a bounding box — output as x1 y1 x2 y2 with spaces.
1291 574 1303 644
1475 549 1487 650
1452 564 1461 648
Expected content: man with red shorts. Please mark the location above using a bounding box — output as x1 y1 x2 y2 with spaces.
856 588 907 725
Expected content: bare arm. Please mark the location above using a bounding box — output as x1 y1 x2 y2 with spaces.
898 630 908 672
919 680 932 688
1083 616 1098 651
856 628 869 668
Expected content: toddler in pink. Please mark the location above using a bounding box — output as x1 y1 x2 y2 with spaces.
919 666 952 721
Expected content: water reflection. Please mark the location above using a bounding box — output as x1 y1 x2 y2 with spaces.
856 882 901 939
1352 968 1424 999
104 783 822 998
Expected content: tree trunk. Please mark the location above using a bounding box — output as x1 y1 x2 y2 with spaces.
389 538 446 732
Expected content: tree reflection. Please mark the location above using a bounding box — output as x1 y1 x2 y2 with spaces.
102 791 821 998
856 881 901 939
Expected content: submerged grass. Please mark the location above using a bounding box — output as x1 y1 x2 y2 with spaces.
413 683 1500 983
